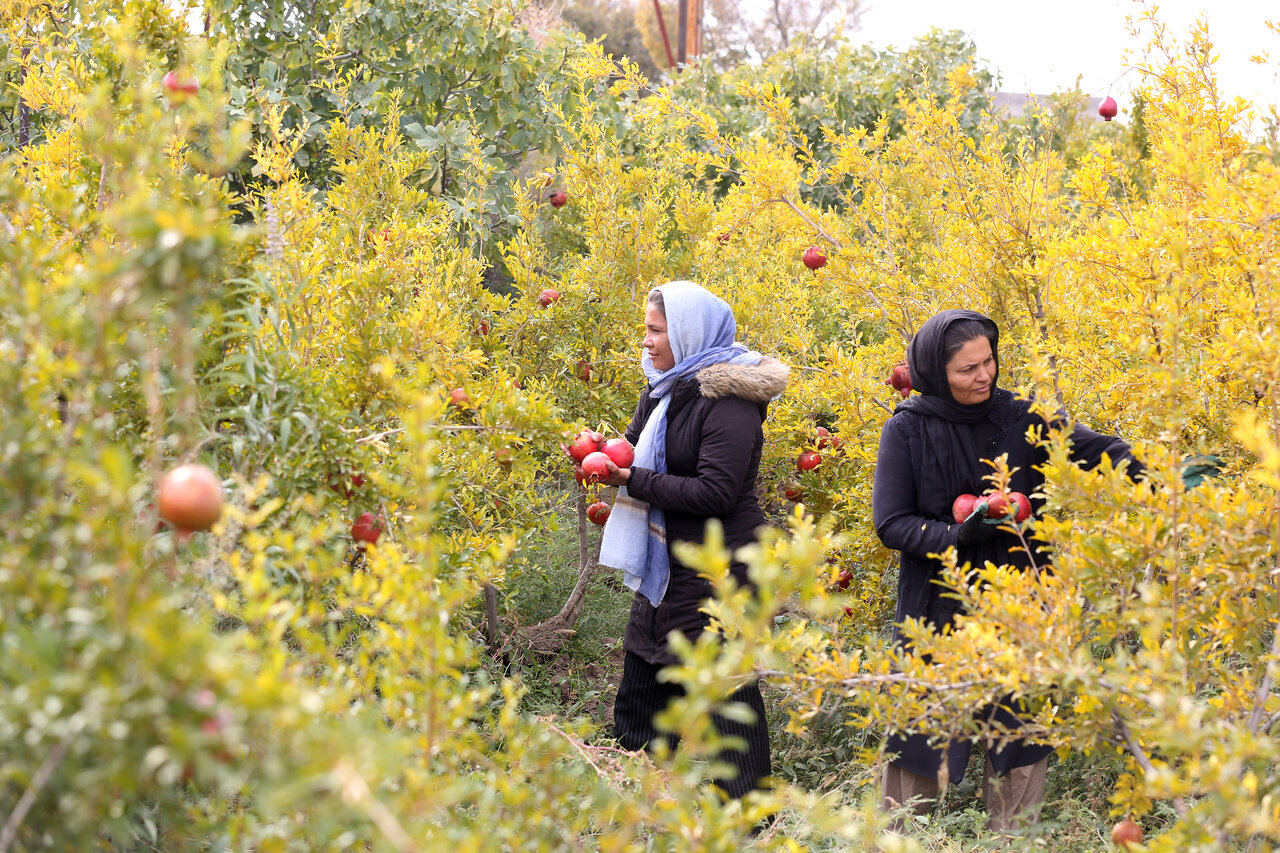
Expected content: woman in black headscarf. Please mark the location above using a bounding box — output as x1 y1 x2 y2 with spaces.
871 309 1142 830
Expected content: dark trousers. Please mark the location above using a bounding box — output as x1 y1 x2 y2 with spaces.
613 651 772 799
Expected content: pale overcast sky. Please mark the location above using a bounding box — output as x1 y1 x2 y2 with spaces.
853 0 1276 112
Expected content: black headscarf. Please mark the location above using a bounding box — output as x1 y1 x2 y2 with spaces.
896 309 1002 499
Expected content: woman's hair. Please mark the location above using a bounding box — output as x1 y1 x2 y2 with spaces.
648 289 665 315
941 318 996 364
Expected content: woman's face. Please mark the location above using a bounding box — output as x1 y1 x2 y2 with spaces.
945 336 996 404
643 302 675 371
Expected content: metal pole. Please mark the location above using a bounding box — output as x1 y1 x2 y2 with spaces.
676 0 687 66
688 0 702 61
650 0 676 70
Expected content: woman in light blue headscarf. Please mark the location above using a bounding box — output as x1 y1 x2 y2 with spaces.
584 281 788 800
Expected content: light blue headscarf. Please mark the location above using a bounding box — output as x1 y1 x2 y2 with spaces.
599 281 766 607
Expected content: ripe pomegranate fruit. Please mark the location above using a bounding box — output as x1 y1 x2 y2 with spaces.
887 364 912 398
1009 491 1033 523
802 245 827 270
1110 818 1142 849
157 464 224 532
797 450 822 472
952 493 979 523
580 451 612 483
549 190 567 208
1099 95 1118 121
162 71 199 100
537 288 560 307
329 472 365 499
568 430 603 463
351 512 383 545
983 491 1010 519
601 437 635 469
587 501 611 525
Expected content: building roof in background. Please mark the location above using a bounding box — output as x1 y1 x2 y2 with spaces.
990 91 1108 122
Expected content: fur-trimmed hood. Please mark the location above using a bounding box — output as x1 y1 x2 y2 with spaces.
696 357 789 403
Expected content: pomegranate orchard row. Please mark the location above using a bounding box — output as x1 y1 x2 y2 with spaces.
5 3 1278 850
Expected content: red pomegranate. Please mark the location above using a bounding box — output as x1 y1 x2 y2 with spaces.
952 493 979 523
157 464 224 532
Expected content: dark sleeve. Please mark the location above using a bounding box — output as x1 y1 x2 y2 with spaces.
623 390 652 446
1067 422 1145 480
626 397 760 518
872 416 962 558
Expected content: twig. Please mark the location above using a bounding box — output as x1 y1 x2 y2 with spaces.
1113 712 1187 816
95 160 110 211
1263 709 1280 734
542 718 626 794
333 762 422 853
483 582 502 658
774 196 842 251
1247 620 1280 734
518 489 601 653
0 732 73 853
355 427 404 444
541 716 673 793
353 423 497 445
755 668 985 693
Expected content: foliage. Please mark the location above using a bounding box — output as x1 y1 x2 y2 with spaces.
0 6 778 849
3 0 1280 850
209 0 623 256
659 30 998 206
633 0 866 70
699 0 865 65
588 13 1280 852
560 0 664 82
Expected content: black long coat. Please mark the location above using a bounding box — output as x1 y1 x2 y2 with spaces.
620 357 789 666
872 388 1141 776
873 388 1141 631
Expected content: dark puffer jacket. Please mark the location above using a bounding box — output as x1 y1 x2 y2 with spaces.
620 357 789 666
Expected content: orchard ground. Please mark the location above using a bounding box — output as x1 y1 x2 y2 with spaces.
503 482 1142 852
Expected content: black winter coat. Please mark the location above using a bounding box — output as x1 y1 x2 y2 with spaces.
620 357 789 666
873 388 1142 632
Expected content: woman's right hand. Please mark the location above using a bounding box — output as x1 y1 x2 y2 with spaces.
571 457 631 488
956 503 1001 545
